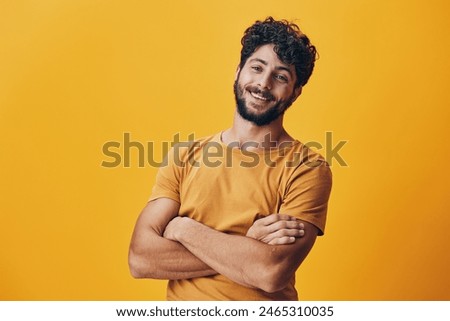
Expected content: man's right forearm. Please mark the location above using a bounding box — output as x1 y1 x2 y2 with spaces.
129 198 217 280
129 229 216 280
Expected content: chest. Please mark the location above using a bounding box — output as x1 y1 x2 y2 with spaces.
178 161 287 235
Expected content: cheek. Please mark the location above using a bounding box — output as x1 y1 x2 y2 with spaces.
278 86 296 100
272 88 291 100
237 69 255 84
238 75 252 87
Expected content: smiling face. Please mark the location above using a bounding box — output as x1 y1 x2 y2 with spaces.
234 44 301 126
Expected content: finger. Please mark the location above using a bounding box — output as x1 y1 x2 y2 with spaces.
269 236 296 245
256 229 295 244
273 228 305 238
260 227 305 244
265 220 303 234
257 213 293 226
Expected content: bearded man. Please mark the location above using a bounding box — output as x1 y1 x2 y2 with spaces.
129 17 332 300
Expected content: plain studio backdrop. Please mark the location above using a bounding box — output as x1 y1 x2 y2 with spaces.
1 0 449 300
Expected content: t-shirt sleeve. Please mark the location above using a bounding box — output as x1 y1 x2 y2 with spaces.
279 159 332 235
148 146 184 203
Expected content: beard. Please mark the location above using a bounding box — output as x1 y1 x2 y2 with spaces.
233 79 295 127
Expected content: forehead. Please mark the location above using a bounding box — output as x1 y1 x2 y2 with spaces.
246 44 294 71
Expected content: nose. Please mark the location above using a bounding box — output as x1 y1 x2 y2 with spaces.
258 72 272 90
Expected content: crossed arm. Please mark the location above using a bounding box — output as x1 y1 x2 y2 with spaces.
128 197 318 293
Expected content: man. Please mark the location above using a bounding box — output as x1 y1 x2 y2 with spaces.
128 17 332 300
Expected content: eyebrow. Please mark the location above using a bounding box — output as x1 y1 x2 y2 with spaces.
249 58 293 77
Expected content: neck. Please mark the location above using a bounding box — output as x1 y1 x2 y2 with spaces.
221 111 294 150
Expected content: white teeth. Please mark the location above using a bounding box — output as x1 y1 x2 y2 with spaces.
250 92 268 101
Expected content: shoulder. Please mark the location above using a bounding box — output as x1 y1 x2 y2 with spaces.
284 140 331 170
283 141 332 187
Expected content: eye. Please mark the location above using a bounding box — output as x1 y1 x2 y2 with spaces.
251 65 262 72
275 74 288 82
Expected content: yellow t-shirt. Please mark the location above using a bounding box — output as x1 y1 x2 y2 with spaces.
149 132 332 300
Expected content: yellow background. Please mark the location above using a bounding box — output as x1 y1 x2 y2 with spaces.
1 0 449 300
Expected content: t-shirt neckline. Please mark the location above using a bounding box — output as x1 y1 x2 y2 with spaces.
215 131 301 155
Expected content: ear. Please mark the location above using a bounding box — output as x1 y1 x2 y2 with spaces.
293 86 302 100
234 66 241 81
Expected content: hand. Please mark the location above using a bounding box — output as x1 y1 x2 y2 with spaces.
163 216 185 241
246 214 305 245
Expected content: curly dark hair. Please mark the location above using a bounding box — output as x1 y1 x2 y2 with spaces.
240 17 317 88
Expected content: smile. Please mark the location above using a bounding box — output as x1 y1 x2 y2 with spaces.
250 91 270 101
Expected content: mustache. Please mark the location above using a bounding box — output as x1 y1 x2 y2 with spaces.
246 86 275 101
